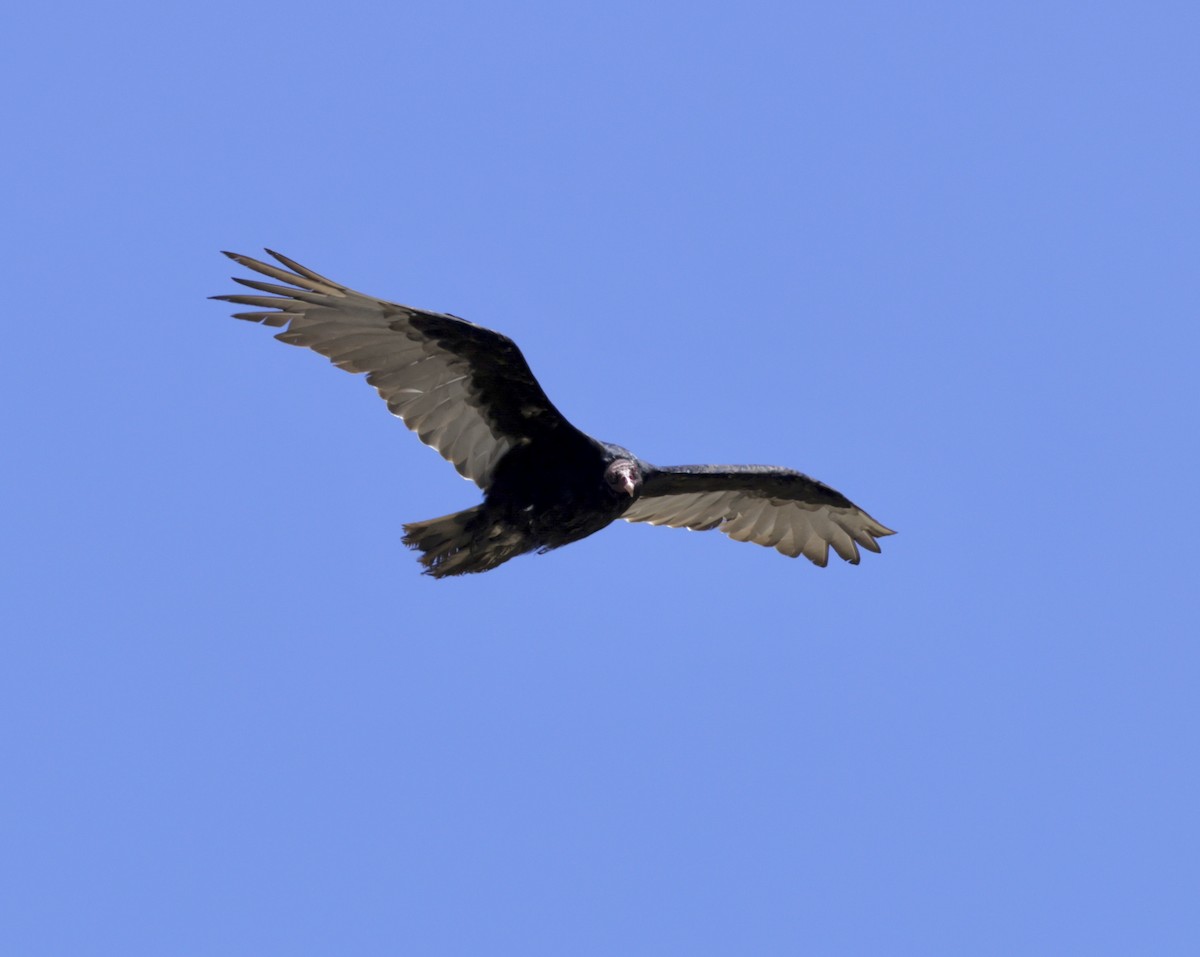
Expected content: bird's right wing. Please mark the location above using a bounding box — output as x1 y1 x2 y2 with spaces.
213 250 589 488
623 465 894 566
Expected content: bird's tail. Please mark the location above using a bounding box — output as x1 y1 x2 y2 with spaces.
402 505 534 578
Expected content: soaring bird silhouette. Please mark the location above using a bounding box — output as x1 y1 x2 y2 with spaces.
214 251 894 577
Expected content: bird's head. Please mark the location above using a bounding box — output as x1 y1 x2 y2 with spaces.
604 458 643 498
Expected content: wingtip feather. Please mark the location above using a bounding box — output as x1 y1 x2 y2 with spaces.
264 248 343 287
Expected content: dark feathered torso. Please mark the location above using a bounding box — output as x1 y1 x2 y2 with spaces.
486 438 633 551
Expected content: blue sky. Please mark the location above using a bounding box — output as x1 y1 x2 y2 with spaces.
3 2 1197 954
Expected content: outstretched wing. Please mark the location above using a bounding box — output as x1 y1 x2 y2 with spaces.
622 465 894 566
213 250 587 488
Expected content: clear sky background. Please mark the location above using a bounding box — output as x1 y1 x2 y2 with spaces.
3 2 1197 954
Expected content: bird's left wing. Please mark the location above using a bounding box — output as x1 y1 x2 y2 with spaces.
623 465 894 566
213 250 588 488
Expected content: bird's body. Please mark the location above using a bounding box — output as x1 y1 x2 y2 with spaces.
214 251 894 577
485 439 637 550
404 440 638 576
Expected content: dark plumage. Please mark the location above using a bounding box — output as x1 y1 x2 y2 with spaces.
213 250 895 577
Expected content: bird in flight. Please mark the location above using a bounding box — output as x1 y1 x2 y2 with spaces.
214 250 894 577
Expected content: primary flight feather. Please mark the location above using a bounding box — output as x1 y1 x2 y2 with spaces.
214 250 894 577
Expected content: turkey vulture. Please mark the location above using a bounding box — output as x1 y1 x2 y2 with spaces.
214 250 894 577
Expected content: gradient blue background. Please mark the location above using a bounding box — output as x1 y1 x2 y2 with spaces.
4 2 1197 954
